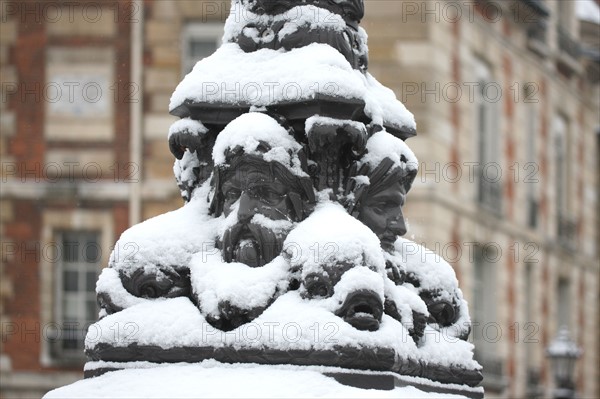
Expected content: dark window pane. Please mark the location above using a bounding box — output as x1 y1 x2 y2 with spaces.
86 271 97 291
62 235 79 262
63 321 81 337
84 238 100 263
62 337 79 350
189 40 216 60
61 321 79 347
64 271 78 291
86 299 98 322
63 298 79 321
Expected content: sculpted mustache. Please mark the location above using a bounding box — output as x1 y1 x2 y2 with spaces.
221 222 288 265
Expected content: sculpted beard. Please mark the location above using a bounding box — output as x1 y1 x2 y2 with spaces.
220 220 293 267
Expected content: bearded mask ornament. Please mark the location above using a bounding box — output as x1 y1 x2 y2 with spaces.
209 113 316 268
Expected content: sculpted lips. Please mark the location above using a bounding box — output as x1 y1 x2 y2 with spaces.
223 225 262 268
335 289 383 332
380 234 396 250
221 222 287 268
234 237 260 268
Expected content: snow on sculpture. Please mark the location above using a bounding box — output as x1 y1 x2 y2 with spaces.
85 1 484 397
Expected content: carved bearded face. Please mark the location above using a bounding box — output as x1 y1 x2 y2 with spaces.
218 157 309 268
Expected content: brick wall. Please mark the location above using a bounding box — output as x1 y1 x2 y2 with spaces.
1 1 133 396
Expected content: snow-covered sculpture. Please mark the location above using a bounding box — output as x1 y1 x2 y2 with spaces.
86 1 483 397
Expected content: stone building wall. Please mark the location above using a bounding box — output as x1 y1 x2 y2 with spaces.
0 1 225 396
363 1 598 398
138 0 229 219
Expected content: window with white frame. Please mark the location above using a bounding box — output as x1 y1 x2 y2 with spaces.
553 115 576 245
557 1 573 33
472 245 498 354
473 58 502 213
524 262 536 363
181 22 223 76
50 230 101 361
524 262 535 328
556 277 570 328
554 115 567 217
526 100 539 229
524 262 542 396
471 244 504 388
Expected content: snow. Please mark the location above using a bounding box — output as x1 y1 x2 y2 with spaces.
44 361 472 398
190 253 290 318
108 183 218 278
93 194 479 366
173 150 202 198
96 268 147 310
224 4 347 44
86 292 479 370
169 42 416 133
171 43 363 108
252 214 294 233
93 199 481 368
360 130 419 172
394 237 471 339
87 295 403 352
212 112 307 176
395 238 459 296
216 199 241 237
352 175 370 186
419 326 478 368
363 72 416 132
168 118 208 140
98 183 219 312
305 115 367 135
576 0 600 24
321 266 385 310
283 202 385 276
384 279 429 323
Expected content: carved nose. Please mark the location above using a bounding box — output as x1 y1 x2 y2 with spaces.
237 192 257 223
388 213 407 237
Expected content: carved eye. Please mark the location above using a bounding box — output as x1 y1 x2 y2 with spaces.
303 273 333 299
138 280 173 299
140 284 159 298
224 188 241 202
247 186 285 205
260 187 285 203
370 203 387 215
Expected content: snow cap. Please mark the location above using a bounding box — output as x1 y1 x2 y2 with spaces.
213 112 306 177
168 118 208 140
351 129 418 197
283 202 385 277
360 130 418 173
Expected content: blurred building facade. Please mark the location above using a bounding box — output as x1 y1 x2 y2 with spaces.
0 0 598 398
363 0 599 398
